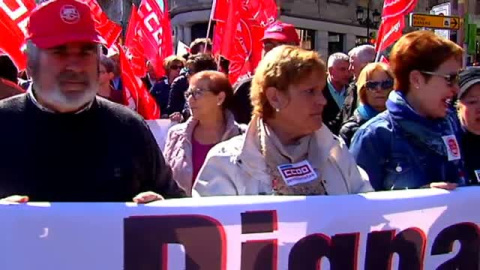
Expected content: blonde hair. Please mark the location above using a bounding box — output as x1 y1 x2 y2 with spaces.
251 45 326 119
163 55 186 73
356 62 394 105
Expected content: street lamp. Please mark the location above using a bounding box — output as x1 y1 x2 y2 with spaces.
356 1 381 42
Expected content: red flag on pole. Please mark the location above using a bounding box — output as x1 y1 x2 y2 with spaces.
124 5 146 78
375 0 417 56
138 0 173 78
119 46 160 120
212 0 278 84
79 0 122 48
0 0 36 70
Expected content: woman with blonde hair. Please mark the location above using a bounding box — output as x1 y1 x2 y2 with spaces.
339 62 394 146
193 45 372 196
163 71 245 196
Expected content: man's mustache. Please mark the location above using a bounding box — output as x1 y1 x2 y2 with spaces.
57 71 90 85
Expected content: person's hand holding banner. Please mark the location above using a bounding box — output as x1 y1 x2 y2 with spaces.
0 195 29 203
133 191 164 203
424 182 458 190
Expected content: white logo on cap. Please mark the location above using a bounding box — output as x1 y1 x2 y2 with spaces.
267 25 283 33
60 5 80 24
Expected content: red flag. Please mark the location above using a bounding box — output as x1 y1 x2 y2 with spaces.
0 0 36 70
375 17 405 53
138 0 173 78
375 0 417 53
380 55 390 65
212 0 278 84
124 5 146 78
381 0 418 22
119 47 160 120
79 0 122 48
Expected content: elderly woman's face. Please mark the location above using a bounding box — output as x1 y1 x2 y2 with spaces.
274 72 327 136
186 78 224 120
459 84 480 135
364 70 393 111
412 57 461 119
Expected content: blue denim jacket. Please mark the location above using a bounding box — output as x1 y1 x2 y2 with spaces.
350 91 465 191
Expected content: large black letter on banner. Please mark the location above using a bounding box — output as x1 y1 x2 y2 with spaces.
364 228 426 270
288 233 359 270
124 215 227 270
431 222 480 270
241 210 278 270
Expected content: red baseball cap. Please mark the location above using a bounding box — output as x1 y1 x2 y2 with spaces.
26 0 104 49
261 22 300 45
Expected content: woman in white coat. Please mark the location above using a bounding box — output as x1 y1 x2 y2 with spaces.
193 46 373 196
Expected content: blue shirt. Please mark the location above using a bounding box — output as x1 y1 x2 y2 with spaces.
327 79 346 109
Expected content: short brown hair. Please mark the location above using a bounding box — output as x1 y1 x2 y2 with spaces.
251 45 326 119
390 30 463 94
189 38 213 54
357 62 394 105
189 70 234 111
187 53 217 74
163 55 185 73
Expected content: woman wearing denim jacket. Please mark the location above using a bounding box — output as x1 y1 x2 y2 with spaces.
164 71 246 196
350 31 466 191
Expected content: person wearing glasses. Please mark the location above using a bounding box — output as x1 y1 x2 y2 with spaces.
350 31 465 191
167 54 217 122
193 46 373 196
339 63 393 147
163 71 245 196
149 55 186 117
457 67 480 184
97 56 123 104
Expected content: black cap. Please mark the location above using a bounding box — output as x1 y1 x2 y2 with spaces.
459 67 480 99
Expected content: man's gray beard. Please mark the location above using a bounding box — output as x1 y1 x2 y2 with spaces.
37 82 99 113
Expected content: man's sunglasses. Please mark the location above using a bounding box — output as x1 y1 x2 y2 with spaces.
366 79 394 91
420 71 461 86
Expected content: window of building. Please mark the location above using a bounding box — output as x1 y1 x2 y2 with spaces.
191 22 214 42
296 28 315 50
328 32 345 55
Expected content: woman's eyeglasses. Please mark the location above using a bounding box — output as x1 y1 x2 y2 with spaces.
170 64 184 70
184 88 206 100
420 71 461 86
366 79 394 91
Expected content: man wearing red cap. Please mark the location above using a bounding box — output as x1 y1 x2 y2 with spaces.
0 0 185 203
231 21 301 124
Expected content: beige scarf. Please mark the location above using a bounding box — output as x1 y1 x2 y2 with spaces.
255 117 327 195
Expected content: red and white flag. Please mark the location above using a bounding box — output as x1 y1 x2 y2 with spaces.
138 0 173 78
0 0 37 70
119 46 160 120
124 5 146 78
79 0 122 48
375 0 417 54
212 0 278 84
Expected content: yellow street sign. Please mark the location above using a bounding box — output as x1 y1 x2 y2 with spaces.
409 13 462 30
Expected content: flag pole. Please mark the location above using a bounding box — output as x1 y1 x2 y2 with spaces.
204 0 217 53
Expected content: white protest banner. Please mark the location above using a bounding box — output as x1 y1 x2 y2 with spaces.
146 119 176 151
0 187 479 269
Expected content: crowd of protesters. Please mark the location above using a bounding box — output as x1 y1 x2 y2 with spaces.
0 0 478 203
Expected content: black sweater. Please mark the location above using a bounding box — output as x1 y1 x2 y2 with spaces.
461 130 480 185
0 94 186 201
